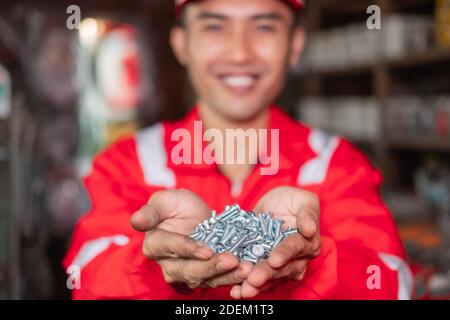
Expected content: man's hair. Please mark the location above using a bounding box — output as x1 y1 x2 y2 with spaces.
175 6 303 29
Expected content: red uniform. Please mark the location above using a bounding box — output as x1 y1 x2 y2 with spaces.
63 106 413 300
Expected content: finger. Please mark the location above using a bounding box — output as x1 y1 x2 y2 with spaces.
274 259 308 281
230 285 242 299
245 260 297 288
159 252 239 288
239 261 308 299
131 203 161 232
268 234 306 268
131 189 193 232
240 280 261 298
297 204 319 239
203 261 253 288
241 278 286 299
292 260 308 281
144 229 213 260
249 256 309 287
246 261 277 288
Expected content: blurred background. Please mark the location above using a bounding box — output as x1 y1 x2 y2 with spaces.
0 0 449 299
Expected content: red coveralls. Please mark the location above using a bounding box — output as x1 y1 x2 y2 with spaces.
63 106 413 300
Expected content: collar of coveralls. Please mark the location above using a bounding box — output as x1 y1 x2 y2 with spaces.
164 105 313 173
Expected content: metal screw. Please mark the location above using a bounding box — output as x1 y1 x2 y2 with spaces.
283 228 299 237
272 234 284 248
262 234 273 244
214 242 226 253
190 204 293 263
273 220 282 239
221 228 237 245
267 219 274 238
243 256 258 264
204 229 218 243
241 235 262 247
251 244 265 258
220 209 240 222
229 234 249 253
258 214 268 235
214 221 226 232
233 220 245 230
202 220 211 231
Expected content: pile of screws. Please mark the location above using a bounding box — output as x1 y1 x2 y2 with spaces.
190 204 299 264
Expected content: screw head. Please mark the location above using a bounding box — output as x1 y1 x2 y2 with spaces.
246 230 259 239
215 243 226 253
214 221 226 231
252 244 265 258
262 234 273 244
233 220 245 230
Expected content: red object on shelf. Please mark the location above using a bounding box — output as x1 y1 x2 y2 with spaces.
436 108 449 136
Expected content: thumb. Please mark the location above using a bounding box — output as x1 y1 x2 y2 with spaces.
297 206 319 239
130 204 160 232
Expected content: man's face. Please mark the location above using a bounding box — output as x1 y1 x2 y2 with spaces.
171 0 304 121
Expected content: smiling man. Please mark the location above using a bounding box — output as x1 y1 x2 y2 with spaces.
64 0 413 300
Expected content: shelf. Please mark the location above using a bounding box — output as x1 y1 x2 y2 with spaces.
317 0 435 13
329 133 378 145
298 0 450 198
299 48 450 79
319 134 449 152
388 48 450 69
299 65 373 78
386 136 450 152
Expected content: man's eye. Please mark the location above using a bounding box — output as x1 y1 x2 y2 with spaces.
204 24 223 32
257 25 276 33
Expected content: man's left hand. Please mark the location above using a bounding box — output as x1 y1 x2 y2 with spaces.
230 187 322 299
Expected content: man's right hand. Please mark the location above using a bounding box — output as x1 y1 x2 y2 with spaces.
130 189 252 290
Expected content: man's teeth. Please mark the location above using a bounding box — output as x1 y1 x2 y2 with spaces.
222 76 255 87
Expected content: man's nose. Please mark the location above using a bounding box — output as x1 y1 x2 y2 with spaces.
224 28 254 64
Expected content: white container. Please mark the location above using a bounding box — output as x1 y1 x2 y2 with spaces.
326 28 350 69
347 24 369 66
297 98 330 130
364 98 381 140
382 15 434 61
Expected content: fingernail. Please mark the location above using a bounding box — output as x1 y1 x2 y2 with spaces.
230 286 241 299
195 245 212 259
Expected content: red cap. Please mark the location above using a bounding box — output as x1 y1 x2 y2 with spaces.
175 0 304 15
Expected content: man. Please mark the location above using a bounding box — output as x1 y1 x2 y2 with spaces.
64 0 413 299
